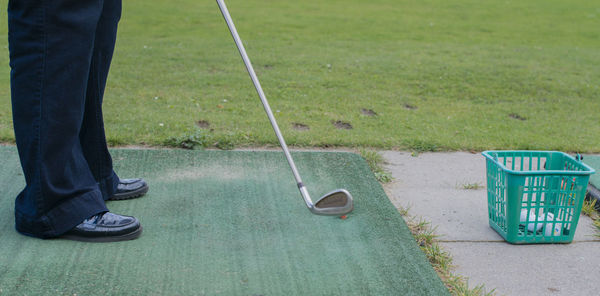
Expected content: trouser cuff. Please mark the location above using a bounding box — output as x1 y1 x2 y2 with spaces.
16 190 108 238
98 170 120 201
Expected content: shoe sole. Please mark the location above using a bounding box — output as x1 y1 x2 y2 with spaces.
60 226 143 243
109 184 149 201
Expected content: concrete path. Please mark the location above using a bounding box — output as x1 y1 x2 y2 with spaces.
381 151 600 296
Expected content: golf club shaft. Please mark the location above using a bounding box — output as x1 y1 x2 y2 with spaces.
216 0 314 206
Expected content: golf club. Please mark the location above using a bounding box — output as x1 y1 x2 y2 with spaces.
216 0 354 216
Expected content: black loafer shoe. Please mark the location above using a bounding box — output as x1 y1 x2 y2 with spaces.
109 178 149 200
61 212 142 242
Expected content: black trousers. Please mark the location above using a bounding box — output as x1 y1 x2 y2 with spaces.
8 0 123 238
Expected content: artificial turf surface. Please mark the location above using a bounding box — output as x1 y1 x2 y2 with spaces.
583 155 600 193
0 146 449 295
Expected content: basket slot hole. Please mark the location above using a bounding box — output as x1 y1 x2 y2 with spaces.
520 157 524 172
540 158 545 170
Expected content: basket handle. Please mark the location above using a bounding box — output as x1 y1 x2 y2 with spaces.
575 153 583 162
492 152 499 162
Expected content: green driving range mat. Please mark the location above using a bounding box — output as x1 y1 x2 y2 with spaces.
583 155 600 189
583 155 600 203
0 146 448 295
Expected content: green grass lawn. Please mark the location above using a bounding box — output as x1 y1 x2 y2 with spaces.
1 0 599 151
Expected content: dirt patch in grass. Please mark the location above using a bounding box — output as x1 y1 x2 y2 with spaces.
509 113 527 121
292 123 310 131
196 120 211 129
332 120 353 130
361 108 377 116
404 104 418 110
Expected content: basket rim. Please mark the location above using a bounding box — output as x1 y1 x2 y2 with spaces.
482 150 596 176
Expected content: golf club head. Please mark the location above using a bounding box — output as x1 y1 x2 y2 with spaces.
311 189 354 216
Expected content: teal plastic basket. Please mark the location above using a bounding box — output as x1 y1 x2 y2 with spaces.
482 151 595 244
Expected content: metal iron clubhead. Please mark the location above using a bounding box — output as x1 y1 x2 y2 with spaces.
311 189 354 216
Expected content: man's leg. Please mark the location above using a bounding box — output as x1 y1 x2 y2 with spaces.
9 0 110 238
79 0 148 201
79 0 121 201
